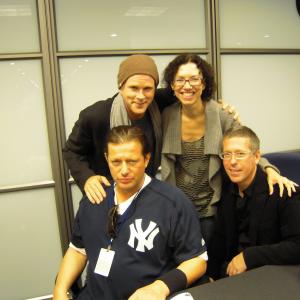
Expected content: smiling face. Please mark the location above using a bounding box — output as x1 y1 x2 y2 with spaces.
106 139 150 200
222 136 260 192
171 62 206 106
119 74 155 120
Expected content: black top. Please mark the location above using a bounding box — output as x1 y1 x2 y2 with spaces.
132 111 155 175
234 183 254 252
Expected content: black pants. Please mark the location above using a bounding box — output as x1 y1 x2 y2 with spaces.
199 216 216 249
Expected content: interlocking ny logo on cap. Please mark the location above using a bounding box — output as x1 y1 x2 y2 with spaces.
128 219 160 252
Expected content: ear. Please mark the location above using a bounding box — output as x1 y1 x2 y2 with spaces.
254 150 261 164
145 153 151 167
171 82 175 91
104 152 108 162
201 78 206 90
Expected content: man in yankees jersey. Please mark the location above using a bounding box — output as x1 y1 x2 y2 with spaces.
54 126 207 300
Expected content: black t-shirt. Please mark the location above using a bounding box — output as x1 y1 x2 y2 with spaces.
132 111 155 175
234 183 255 252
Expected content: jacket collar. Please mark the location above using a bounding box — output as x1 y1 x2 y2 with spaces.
204 100 224 155
162 100 223 155
161 102 182 155
248 168 269 244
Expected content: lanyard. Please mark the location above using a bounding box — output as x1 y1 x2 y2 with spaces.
106 187 142 249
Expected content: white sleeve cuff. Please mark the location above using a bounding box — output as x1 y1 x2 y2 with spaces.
199 251 208 261
69 242 87 256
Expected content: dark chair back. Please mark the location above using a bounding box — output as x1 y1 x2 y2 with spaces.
263 152 300 184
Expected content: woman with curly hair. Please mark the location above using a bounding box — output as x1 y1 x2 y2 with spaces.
160 54 293 246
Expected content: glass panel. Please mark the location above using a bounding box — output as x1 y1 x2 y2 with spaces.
221 55 300 152
0 0 40 53
219 0 300 48
55 0 206 51
60 55 177 136
0 188 62 299
0 60 53 187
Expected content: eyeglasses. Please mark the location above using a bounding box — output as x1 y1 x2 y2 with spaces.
107 205 119 239
219 151 254 160
173 76 203 87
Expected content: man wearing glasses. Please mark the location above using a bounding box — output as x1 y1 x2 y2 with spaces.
208 126 300 279
54 126 208 300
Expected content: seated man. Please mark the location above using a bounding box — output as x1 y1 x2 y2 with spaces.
54 125 207 300
208 126 300 279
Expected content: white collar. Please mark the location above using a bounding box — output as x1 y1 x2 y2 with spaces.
114 174 152 215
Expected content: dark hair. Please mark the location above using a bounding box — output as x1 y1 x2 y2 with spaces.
163 54 216 101
105 125 150 157
223 126 260 152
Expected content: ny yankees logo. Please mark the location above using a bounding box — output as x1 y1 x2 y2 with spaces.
128 219 160 252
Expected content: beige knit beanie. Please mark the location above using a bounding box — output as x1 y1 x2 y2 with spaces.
117 54 159 88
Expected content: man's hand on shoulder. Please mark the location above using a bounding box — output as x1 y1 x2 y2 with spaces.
226 252 247 276
128 280 170 300
84 175 111 204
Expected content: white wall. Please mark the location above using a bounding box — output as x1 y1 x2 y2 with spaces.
221 55 300 153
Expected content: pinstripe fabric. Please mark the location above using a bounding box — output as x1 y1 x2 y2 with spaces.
176 137 214 217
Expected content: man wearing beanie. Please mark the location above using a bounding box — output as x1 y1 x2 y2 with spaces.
63 54 172 204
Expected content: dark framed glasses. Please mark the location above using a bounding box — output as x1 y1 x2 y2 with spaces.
173 76 203 88
107 205 119 239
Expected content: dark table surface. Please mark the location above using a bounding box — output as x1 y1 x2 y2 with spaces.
176 265 300 300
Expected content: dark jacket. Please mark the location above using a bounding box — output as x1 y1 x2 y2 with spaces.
63 96 113 191
208 168 300 279
63 90 175 191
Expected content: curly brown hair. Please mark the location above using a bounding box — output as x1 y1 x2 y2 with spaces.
163 54 216 102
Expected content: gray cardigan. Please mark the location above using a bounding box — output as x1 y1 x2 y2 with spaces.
161 100 273 217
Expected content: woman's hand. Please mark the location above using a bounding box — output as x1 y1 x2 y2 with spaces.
265 167 298 197
217 99 241 124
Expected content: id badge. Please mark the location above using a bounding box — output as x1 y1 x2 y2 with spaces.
94 248 115 277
